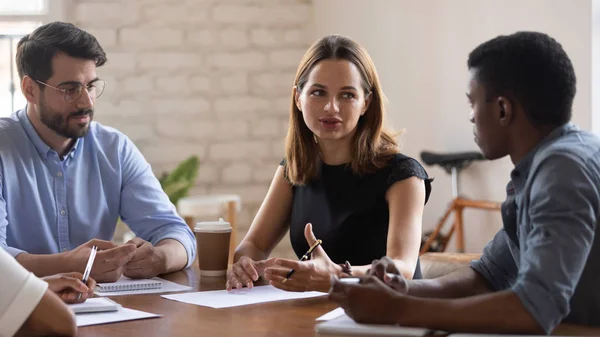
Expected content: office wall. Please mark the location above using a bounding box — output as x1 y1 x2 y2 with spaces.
314 0 593 252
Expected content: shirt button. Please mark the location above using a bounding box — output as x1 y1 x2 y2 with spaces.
60 210 66 215
57 172 63 177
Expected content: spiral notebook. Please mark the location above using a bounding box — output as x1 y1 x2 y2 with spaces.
96 276 163 293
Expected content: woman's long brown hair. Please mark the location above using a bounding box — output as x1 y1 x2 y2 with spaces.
284 34 399 185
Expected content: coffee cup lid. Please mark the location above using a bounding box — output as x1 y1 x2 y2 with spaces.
194 218 232 233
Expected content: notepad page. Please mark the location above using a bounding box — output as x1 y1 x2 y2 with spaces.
93 276 192 296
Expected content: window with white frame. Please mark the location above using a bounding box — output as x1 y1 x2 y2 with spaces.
0 0 66 117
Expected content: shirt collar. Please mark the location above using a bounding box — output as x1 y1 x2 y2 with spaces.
17 107 81 160
510 122 577 187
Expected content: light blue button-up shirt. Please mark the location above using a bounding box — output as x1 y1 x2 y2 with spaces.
0 108 196 267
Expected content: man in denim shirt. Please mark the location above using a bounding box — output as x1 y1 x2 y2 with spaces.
328 31 600 334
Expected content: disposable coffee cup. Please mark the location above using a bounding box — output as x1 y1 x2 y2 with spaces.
194 218 232 276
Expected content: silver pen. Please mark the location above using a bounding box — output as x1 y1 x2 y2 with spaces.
77 245 97 301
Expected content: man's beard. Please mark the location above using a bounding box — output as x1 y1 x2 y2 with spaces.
39 99 94 139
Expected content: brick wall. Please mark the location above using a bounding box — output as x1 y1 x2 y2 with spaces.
72 0 314 259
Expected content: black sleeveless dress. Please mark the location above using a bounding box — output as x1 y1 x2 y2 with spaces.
283 153 432 279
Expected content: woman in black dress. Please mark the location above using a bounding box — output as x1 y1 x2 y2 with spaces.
226 34 432 292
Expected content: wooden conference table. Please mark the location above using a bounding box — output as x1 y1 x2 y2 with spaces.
78 265 600 337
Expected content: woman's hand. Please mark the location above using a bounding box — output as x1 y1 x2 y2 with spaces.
226 256 276 291
264 223 342 292
43 272 96 304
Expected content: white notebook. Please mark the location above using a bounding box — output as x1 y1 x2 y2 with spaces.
96 276 162 293
68 297 121 314
315 314 432 336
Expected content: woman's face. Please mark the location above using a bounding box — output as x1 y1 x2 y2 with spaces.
296 59 371 143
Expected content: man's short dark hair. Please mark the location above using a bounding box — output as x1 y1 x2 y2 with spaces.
16 21 107 82
467 31 576 127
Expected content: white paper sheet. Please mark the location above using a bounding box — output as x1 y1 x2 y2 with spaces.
76 307 161 327
315 314 431 336
161 285 326 308
316 307 346 321
93 277 192 296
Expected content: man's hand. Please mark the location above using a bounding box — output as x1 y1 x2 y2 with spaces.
43 272 96 304
328 276 405 325
64 239 136 282
367 256 409 294
123 237 167 279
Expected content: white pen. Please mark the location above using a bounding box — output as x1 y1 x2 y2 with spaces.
77 245 97 301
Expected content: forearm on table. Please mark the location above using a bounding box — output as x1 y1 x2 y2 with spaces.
156 239 188 273
15 252 71 277
399 290 542 334
407 266 493 298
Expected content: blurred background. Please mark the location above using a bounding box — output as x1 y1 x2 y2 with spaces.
1 0 599 258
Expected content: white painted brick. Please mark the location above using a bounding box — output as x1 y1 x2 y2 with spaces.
142 4 209 27
261 6 311 26
208 141 270 160
116 122 154 142
268 49 305 69
219 73 248 94
155 76 189 94
273 97 293 115
140 143 206 164
98 74 118 97
190 76 212 93
250 119 280 137
215 120 249 140
75 3 139 26
271 141 284 157
152 99 211 116
210 184 269 204
84 28 117 48
103 52 136 72
250 72 294 95
156 119 217 139
283 28 310 46
212 5 261 24
187 29 215 47
139 53 202 70
252 164 278 183
119 100 144 116
220 29 249 49
215 97 269 113
208 52 266 70
120 28 184 50
122 76 154 94
222 164 252 184
196 164 220 184
250 29 279 47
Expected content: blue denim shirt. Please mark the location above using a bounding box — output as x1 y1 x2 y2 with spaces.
471 123 600 334
0 108 196 267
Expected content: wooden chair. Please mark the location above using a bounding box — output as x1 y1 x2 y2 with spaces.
419 151 501 254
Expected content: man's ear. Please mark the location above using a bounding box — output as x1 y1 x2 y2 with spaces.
294 86 302 112
21 76 38 104
497 96 513 126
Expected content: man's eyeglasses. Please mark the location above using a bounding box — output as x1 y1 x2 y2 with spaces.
35 79 106 103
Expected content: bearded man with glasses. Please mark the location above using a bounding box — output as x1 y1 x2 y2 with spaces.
0 22 196 283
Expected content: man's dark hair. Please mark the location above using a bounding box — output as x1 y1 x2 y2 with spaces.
467 31 576 127
16 21 107 83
